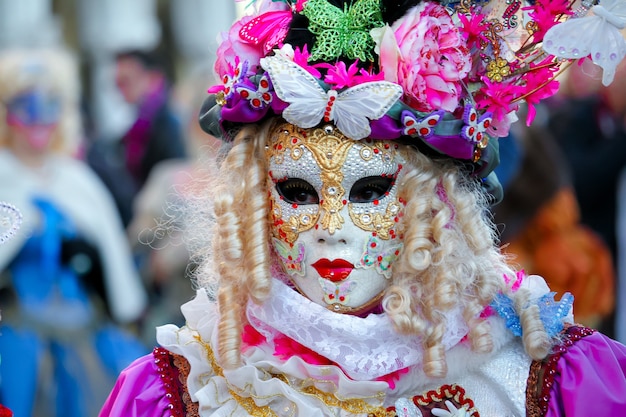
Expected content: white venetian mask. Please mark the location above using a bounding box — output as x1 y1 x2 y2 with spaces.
266 122 407 315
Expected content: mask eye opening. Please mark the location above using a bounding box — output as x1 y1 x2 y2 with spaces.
349 176 395 204
276 178 320 205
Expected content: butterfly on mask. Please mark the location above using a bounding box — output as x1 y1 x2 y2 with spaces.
260 55 403 140
318 277 357 305
543 0 626 86
272 237 306 276
356 235 403 279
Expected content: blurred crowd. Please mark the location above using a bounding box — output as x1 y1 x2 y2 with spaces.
0 1 625 416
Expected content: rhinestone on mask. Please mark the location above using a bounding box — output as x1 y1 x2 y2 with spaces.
360 148 373 160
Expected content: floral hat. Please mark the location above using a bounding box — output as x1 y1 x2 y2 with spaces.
199 0 626 199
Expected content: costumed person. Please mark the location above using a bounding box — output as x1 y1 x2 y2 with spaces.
126 70 222 345
100 0 626 416
0 48 148 417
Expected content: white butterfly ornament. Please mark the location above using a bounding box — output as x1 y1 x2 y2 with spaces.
542 0 626 86
260 55 403 140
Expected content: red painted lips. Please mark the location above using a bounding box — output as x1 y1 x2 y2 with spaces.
312 258 354 282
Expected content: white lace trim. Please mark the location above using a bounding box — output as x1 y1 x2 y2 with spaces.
246 279 469 380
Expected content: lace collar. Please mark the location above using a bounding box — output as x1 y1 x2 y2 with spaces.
246 279 469 380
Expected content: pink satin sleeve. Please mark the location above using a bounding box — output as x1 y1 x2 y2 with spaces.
546 332 626 416
99 352 172 417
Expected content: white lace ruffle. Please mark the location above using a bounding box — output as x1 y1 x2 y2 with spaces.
247 279 469 380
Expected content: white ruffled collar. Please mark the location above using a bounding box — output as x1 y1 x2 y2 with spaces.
246 278 469 380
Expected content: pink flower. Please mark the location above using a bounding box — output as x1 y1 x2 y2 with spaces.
214 15 266 77
523 0 572 42
520 58 560 125
475 77 522 122
475 77 522 136
375 367 409 390
376 3 471 113
293 45 322 78
318 60 385 89
457 11 489 49
241 324 267 352
319 60 361 89
273 334 333 366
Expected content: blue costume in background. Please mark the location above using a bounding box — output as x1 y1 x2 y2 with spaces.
0 149 148 417
0 198 145 417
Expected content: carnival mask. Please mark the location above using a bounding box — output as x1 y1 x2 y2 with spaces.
6 89 61 151
267 122 407 315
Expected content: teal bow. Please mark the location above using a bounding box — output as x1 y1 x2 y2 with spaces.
302 0 384 63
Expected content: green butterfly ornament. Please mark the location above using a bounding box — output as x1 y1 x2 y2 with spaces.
302 0 385 62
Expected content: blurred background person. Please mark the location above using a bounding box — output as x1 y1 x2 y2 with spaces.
493 104 615 332
544 60 626 339
87 48 187 228
0 47 148 417
125 67 221 345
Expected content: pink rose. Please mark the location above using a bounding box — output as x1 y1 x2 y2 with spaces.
377 3 471 113
214 15 266 77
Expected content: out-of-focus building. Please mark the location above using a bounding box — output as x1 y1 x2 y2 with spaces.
0 0 237 145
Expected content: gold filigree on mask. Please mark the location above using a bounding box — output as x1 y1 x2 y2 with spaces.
267 123 404 242
266 124 306 163
304 126 355 234
268 191 319 244
268 123 355 235
348 200 402 240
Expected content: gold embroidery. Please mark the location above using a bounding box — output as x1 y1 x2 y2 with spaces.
191 333 486 417
194 334 393 416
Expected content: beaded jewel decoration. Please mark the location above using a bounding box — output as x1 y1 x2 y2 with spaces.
200 0 626 186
